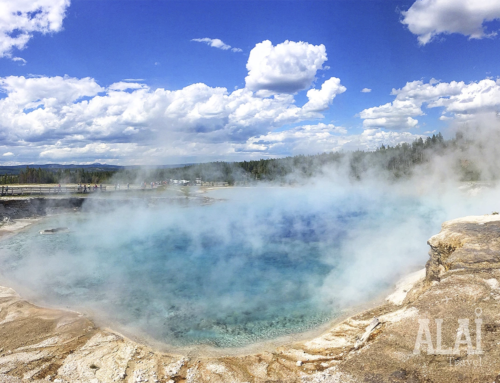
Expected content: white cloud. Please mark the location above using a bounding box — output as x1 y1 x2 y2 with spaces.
303 77 346 112
360 99 422 129
361 88 371 93
360 78 500 129
12 57 27 65
0 0 70 59
339 129 423 152
0 75 103 106
0 40 352 163
0 72 425 163
424 80 500 115
123 126 139 135
245 40 327 94
241 123 346 155
192 38 242 52
363 116 419 130
391 78 464 100
402 0 500 44
108 82 148 91
39 142 135 160
3 152 14 157
192 38 230 50
0 74 339 162
242 126 422 156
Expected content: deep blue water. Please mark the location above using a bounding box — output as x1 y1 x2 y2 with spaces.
0 188 440 347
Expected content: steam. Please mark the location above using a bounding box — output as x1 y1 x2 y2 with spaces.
1 115 500 349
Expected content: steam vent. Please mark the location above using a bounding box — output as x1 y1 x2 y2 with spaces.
1 213 500 382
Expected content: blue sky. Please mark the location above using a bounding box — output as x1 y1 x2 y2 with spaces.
0 0 500 164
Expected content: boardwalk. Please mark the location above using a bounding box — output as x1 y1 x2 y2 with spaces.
0 185 107 196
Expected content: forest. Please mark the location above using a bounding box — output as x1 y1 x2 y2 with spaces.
1 167 117 185
0 132 482 185
112 132 461 184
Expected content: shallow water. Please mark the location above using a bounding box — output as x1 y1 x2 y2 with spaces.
0 187 442 348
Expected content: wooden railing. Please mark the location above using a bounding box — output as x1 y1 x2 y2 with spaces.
0 186 107 196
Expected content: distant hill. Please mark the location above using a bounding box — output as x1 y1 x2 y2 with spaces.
0 164 119 175
0 163 192 175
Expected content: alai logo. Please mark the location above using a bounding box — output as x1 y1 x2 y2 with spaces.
413 308 484 355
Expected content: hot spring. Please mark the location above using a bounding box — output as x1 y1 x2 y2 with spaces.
0 187 445 349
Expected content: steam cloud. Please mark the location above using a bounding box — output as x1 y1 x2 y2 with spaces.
1 114 500 350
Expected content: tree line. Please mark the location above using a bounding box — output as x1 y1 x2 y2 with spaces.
1 167 118 185
0 132 484 185
113 133 456 184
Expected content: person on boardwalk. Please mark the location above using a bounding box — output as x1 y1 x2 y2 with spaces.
83 184 87 193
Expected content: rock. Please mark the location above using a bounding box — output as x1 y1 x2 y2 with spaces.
385 268 426 305
39 227 69 235
0 198 85 220
426 215 500 281
354 317 380 349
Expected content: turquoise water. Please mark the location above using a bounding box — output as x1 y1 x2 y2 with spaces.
0 188 440 347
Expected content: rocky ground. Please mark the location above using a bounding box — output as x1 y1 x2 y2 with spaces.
1 214 500 382
0 195 216 224
0 198 84 220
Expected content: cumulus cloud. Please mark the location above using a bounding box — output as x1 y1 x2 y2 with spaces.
0 39 352 163
303 77 346 112
361 88 371 93
39 142 136 160
245 40 327 94
0 0 70 59
0 74 341 163
360 100 422 130
0 72 429 164
242 125 422 156
402 0 500 44
108 82 148 91
241 123 346 155
360 78 500 129
3 152 14 157
0 75 103 107
191 38 242 52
